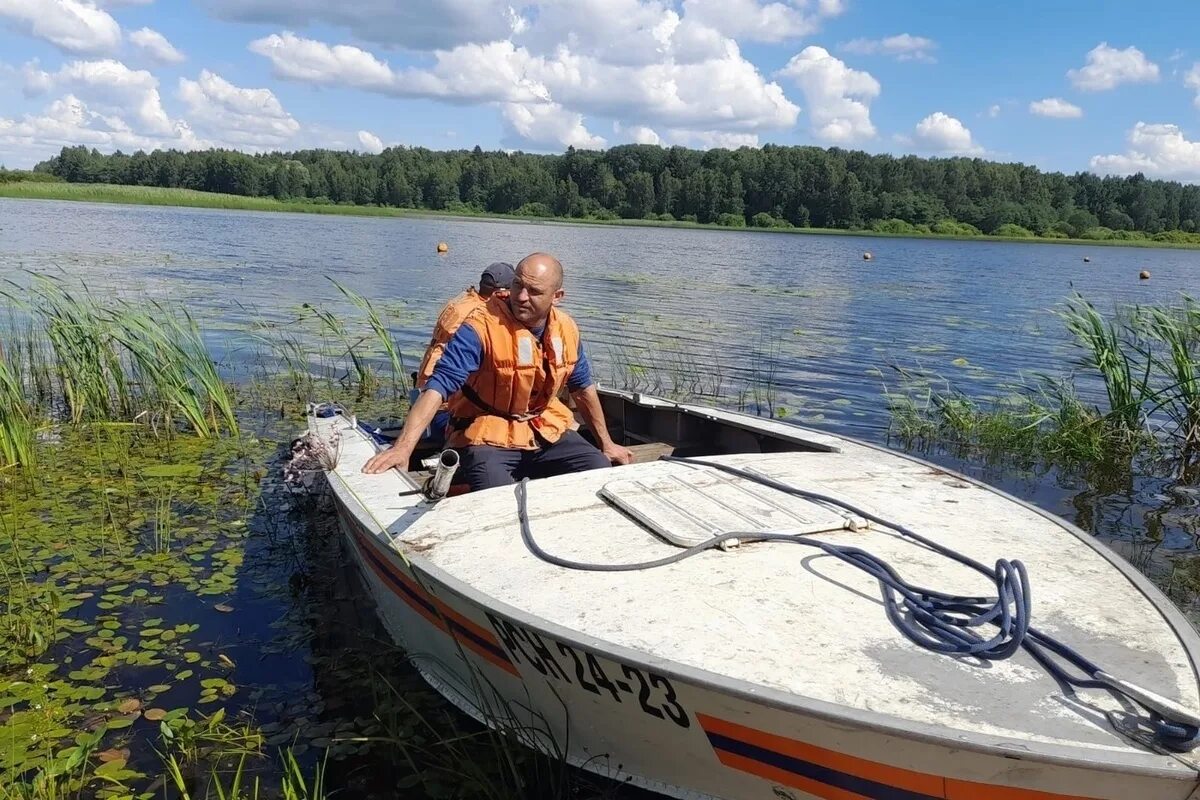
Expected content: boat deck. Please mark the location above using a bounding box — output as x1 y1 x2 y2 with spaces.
327 415 1200 763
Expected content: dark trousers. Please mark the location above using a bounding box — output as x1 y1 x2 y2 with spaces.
457 430 611 492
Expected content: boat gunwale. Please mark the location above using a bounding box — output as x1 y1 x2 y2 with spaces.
317 394 1200 783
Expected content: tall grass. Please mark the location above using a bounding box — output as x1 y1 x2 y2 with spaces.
1142 297 1200 458
1060 293 1150 435
331 279 409 398
2 275 238 439
889 293 1200 470
0 350 35 469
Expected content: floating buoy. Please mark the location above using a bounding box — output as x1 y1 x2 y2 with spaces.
862 252 873 261
1083 256 1091 263
1139 270 1151 280
436 242 449 253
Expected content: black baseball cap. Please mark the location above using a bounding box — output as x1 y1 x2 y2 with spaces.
479 262 515 291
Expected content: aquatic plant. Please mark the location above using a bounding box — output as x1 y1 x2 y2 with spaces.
1059 293 1150 435
331 279 410 398
1141 297 1200 460
0 351 35 469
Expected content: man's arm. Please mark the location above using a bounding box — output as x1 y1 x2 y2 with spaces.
570 383 633 465
362 388 444 474
363 324 483 475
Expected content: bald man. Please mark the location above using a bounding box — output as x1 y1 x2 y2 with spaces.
364 252 633 490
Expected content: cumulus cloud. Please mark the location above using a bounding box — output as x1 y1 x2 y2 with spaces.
1068 43 1159 91
357 129 383 154
1186 63 1200 109
179 70 300 147
502 102 606 150
0 0 122 54
0 93 205 167
986 104 1001 118
840 33 936 63
249 30 799 149
1029 98 1082 119
911 112 983 155
129 27 185 64
614 122 662 145
24 58 175 135
1091 122 1200 181
206 0 521 51
777 46 879 144
666 129 758 149
680 0 843 43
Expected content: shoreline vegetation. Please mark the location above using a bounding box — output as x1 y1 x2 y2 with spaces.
9 138 1200 249
6 179 1200 250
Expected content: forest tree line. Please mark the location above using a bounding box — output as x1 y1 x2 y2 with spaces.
29 143 1200 241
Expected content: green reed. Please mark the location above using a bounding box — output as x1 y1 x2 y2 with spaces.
1141 297 1200 458
331 279 410 398
1060 293 1150 435
0 350 35 469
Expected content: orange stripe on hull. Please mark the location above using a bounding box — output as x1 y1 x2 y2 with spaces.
698 713 943 796
351 528 521 677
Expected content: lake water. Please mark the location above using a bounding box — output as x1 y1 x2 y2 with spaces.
3 197 1200 794
5 197 1199 437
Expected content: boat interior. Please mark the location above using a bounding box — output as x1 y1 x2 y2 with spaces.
398 391 836 492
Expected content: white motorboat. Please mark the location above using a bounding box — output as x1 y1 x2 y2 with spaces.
300 389 1200 800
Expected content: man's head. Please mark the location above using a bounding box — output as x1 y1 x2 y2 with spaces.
509 252 564 328
477 262 515 298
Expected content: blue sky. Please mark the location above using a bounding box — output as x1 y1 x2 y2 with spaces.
2 0 1200 180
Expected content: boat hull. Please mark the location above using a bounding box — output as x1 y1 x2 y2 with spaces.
332 495 1198 800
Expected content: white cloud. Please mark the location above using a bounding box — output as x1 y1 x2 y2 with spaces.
680 0 843 43
1091 122 1200 181
777 46 879 144
129 27 184 64
357 129 383 153
1186 63 1200 109
25 58 175 135
840 33 936 63
986 104 1001 118
0 0 122 54
911 112 983 155
1067 43 1159 91
502 102 606 150
618 123 662 145
666 129 758 149
178 70 300 147
249 30 799 149
0 93 205 167
207 0 520 51
1029 97 1082 119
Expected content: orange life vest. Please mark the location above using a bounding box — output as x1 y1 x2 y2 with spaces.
445 296 580 450
415 288 487 389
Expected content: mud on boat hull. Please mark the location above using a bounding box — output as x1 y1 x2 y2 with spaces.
327 475 1199 800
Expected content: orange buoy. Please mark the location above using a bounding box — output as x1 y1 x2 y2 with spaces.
436 242 449 253
862 252 873 261
1139 270 1151 280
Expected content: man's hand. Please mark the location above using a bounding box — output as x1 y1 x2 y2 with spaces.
363 442 414 475
602 442 634 466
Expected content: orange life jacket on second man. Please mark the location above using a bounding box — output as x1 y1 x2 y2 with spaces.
415 288 488 389
445 295 580 450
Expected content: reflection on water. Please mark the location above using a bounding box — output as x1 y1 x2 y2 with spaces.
4 197 1200 793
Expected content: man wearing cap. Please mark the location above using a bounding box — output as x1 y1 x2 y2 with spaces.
414 261 516 391
365 252 633 490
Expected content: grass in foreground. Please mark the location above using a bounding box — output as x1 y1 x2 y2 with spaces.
6 181 1200 250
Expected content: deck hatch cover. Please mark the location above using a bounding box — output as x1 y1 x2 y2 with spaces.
600 466 867 549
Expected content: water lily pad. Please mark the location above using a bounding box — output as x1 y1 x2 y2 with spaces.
116 698 141 713
142 708 168 721
96 748 129 763
213 602 233 613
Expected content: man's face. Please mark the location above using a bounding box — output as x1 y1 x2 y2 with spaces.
509 263 563 326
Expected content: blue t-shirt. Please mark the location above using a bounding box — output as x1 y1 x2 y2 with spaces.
425 322 593 401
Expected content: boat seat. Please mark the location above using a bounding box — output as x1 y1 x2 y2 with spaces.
626 442 675 464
